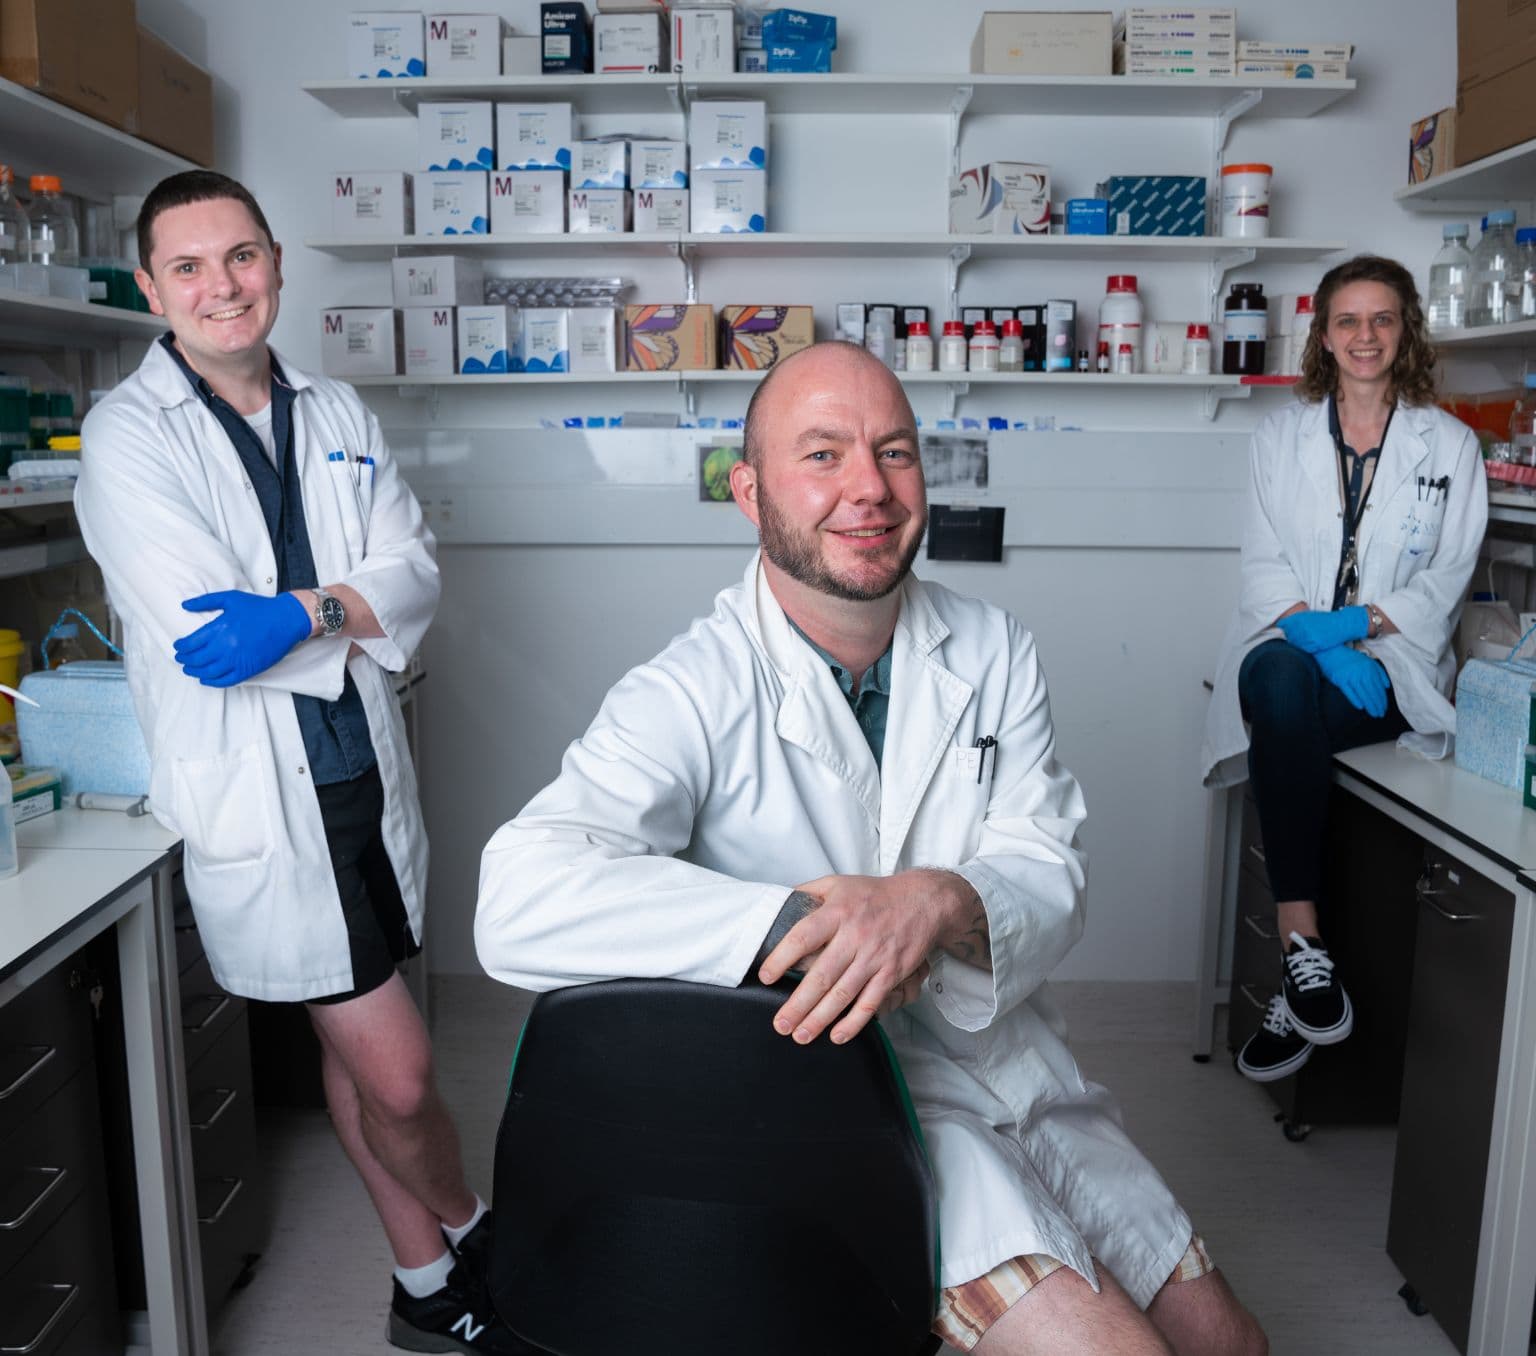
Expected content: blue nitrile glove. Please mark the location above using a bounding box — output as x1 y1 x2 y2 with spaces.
1315 644 1391 718
1276 606 1370 654
175 590 312 688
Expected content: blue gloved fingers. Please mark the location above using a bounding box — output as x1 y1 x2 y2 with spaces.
181 590 242 615
1276 606 1370 654
173 620 228 663
172 590 310 687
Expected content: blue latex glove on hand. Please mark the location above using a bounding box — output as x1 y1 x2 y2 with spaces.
175 591 312 688
1277 606 1370 654
1315 644 1391 718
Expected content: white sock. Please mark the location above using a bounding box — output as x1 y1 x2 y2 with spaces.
442 1195 488 1249
395 1251 455 1299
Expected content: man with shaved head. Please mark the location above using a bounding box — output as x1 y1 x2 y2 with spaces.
477 344 1264 1354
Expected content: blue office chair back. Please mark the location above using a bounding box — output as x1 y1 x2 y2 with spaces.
488 978 941 1356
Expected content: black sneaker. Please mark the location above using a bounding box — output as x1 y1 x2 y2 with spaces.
1281 932 1353 1044
387 1266 538 1355
1237 994 1314 1082
446 1210 494 1280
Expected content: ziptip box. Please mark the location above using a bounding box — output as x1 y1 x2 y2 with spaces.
349 12 427 78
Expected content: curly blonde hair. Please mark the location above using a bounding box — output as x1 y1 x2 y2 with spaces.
1293 254 1439 407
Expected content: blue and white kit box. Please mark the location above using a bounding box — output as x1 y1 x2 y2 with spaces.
519 307 570 372
426 14 509 76
331 171 413 235
457 305 517 373
496 102 574 171
631 139 687 187
573 139 628 188
690 169 766 233
321 308 402 377
391 255 485 307
634 187 689 231
349 11 427 77
491 170 566 233
403 306 458 376
411 171 490 234
418 101 495 171
569 188 631 232
949 162 1051 235
688 100 768 170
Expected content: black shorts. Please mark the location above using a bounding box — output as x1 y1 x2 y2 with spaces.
307 766 420 1006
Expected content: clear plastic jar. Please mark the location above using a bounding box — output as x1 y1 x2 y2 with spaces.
998 319 1024 372
969 320 1000 372
0 166 28 265
26 175 79 267
906 320 934 372
1182 323 1212 375
939 321 968 373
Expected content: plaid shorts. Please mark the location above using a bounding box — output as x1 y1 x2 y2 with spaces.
931 1233 1214 1350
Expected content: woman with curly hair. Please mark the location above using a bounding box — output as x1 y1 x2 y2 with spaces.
1200 254 1487 1082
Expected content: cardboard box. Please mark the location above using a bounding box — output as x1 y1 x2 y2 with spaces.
719 304 814 369
673 7 734 72
403 305 457 375
491 169 565 232
569 187 631 231
626 303 716 370
594 11 666 70
1106 174 1206 235
418 101 495 171
569 306 619 371
971 12 1113 76
391 254 484 307
457 304 517 372
134 28 213 166
426 13 507 76
633 187 688 231
502 34 541 73
541 0 592 72
411 171 490 234
688 100 768 169
347 10 427 77
321 308 401 376
572 138 628 187
949 162 1051 235
0 0 139 131
1409 107 1457 186
690 168 767 233
496 102 574 170
331 171 414 235
1457 0 1536 163
631 139 687 187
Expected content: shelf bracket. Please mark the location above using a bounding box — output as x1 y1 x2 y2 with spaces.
949 84 974 179
942 380 969 421
673 238 698 302
666 79 687 117
681 376 696 419
1208 245 1257 320
1213 90 1262 160
1200 382 1252 422
947 243 972 323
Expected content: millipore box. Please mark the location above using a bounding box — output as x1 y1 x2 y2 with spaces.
569 188 631 232
541 1 592 72
631 139 687 187
572 139 628 187
673 8 735 72
633 187 689 231
412 172 490 233
331 172 413 235
403 305 457 375
457 304 517 372
418 101 495 171
720 304 814 369
569 306 619 371
391 255 485 307
321 308 401 376
594 12 667 70
491 170 566 232
426 14 509 75
690 169 766 232
519 307 570 372
496 102 574 171
949 162 1050 235
348 11 426 77
688 100 768 169
625 303 717 370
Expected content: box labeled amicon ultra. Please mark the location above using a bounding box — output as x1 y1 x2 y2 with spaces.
348 11 427 77
331 171 413 235
633 187 688 231
496 102 574 170
690 169 766 232
412 171 490 233
541 0 592 71
403 306 457 375
426 14 508 76
321 308 401 376
491 170 566 233
457 304 517 372
391 255 484 307
418 101 495 171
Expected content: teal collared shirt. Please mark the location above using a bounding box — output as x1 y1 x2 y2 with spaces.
789 622 893 769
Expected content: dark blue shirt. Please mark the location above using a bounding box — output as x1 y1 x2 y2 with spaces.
160 334 375 784
790 620 893 769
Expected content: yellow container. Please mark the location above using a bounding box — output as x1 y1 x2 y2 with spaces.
0 629 23 726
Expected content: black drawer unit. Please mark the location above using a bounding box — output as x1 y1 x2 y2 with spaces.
0 1182 118 1356
0 961 94 1144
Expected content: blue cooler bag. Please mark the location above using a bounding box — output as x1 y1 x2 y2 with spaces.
1453 656 1536 789
17 661 151 795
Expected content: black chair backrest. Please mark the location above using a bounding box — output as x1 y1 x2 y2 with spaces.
489 978 940 1356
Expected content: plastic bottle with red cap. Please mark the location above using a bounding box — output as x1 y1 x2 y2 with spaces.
938 321 968 373
1098 274 1143 375
1182 324 1212 375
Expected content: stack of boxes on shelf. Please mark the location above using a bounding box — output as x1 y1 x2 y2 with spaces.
1114 8 1236 78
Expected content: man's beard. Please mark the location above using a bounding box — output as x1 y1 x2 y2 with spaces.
756 484 927 602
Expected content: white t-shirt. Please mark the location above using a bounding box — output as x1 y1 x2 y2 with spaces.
245 403 277 466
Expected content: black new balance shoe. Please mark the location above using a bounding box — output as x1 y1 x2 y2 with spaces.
447 1211 494 1279
387 1270 538 1355
1237 994 1314 1083
1281 932 1353 1044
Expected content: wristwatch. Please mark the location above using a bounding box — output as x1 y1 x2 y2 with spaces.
312 587 346 637
1366 602 1385 639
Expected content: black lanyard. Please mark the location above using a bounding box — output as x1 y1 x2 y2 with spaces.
1330 396 1395 609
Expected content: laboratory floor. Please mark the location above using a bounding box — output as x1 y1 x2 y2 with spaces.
210 979 1460 1356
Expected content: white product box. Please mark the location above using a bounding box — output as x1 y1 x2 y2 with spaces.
403 305 458 375
595 12 667 71
1235 58 1349 79
1117 8 1237 30
411 171 490 234
690 168 766 233
631 139 688 187
391 255 485 307
688 100 768 170
331 171 413 235
737 48 767 72
1114 48 1235 74
673 7 735 72
971 12 1113 76
426 14 508 75
1142 321 1189 374
572 139 629 188
348 11 426 78
569 306 619 371
949 162 1051 235
495 103 574 171
457 304 517 373
739 6 766 47
569 188 632 232
502 34 541 73
321 307 401 376
1237 40 1354 61
633 187 689 231
490 170 566 233
519 307 570 372
418 101 495 171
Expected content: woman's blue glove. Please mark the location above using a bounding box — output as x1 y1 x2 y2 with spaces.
1276 606 1369 654
175 591 312 688
1315 645 1391 718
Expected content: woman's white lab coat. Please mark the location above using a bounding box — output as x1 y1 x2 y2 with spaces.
75 340 438 1000
1201 398 1487 787
478 556 1192 1303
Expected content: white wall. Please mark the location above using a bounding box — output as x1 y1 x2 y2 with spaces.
145 0 1476 980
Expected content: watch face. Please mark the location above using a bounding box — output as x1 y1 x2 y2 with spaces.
320 594 345 633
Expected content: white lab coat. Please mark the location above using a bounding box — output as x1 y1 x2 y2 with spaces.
75 340 439 1000
1201 398 1487 787
478 556 1192 1303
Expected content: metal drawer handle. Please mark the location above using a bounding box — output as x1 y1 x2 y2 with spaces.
1418 888 1483 923
1237 982 1274 1013
191 1087 238 1132
1246 843 1267 865
182 995 231 1034
1242 914 1279 942
1 1283 78 1354
0 1167 67 1231
0 1047 55 1102
199 1176 243 1225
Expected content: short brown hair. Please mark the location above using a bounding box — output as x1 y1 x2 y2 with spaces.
1294 254 1438 407
137 171 276 272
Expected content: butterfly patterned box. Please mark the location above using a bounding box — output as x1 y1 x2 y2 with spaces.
625 303 717 371
718 305 814 370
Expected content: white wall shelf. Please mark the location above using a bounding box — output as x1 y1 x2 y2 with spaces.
304 232 682 259
0 290 164 345
355 369 1268 388
0 486 75 510
1432 319 1536 350
1395 135 1536 214
0 534 87 580
303 74 680 118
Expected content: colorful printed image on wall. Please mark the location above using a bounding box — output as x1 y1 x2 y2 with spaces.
920 433 989 492
699 441 744 502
